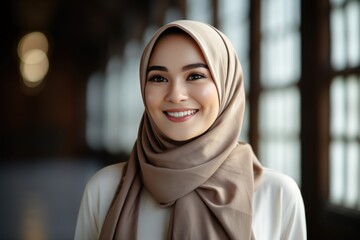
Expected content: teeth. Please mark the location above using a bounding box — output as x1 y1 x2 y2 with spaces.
167 110 196 118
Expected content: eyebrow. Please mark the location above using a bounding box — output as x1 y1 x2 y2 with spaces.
147 65 167 73
147 63 208 73
182 63 209 71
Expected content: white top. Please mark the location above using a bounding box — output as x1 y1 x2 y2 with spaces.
74 162 307 240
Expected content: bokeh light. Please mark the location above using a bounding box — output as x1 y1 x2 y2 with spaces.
17 32 49 88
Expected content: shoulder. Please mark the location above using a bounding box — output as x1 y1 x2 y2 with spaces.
253 168 307 240
87 162 126 186
83 162 127 227
255 167 303 212
84 162 126 199
258 168 301 196
75 162 127 240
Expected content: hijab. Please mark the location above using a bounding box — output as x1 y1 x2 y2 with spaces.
100 20 263 240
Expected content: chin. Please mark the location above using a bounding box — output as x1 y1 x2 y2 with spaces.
165 131 202 142
168 135 192 142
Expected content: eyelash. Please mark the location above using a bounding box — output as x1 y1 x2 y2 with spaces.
148 75 167 82
147 73 207 82
188 73 206 81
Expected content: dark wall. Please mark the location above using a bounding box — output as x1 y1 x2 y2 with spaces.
0 0 138 160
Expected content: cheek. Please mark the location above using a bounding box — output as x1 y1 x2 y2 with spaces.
145 87 161 110
195 83 219 107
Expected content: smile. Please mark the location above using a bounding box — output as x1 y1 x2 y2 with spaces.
166 110 197 118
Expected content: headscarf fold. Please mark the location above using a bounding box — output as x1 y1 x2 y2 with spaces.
100 20 263 240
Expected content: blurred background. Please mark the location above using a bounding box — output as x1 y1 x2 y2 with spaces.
0 0 359 239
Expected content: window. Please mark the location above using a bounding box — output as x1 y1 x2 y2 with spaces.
186 0 213 24
258 0 302 184
218 0 251 141
86 39 144 154
329 0 360 210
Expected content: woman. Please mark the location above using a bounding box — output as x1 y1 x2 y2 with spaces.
75 20 306 240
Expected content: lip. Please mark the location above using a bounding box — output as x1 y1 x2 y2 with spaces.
163 108 198 122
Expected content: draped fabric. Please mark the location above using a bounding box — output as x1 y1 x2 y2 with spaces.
100 20 263 240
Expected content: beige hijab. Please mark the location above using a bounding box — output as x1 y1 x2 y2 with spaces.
100 20 263 240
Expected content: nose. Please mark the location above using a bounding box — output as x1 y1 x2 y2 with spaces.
165 81 188 103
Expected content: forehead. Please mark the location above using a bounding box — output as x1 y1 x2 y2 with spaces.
149 33 206 65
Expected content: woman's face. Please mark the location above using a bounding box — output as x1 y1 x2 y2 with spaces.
145 33 219 141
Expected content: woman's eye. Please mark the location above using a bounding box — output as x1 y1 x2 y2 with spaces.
148 75 167 82
188 73 205 81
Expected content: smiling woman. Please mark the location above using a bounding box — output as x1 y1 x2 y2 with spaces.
145 32 219 141
75 20 306 240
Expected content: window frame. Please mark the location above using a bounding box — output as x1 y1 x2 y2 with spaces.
300 0 360 238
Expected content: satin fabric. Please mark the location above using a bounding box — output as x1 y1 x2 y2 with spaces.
100 20 263 240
